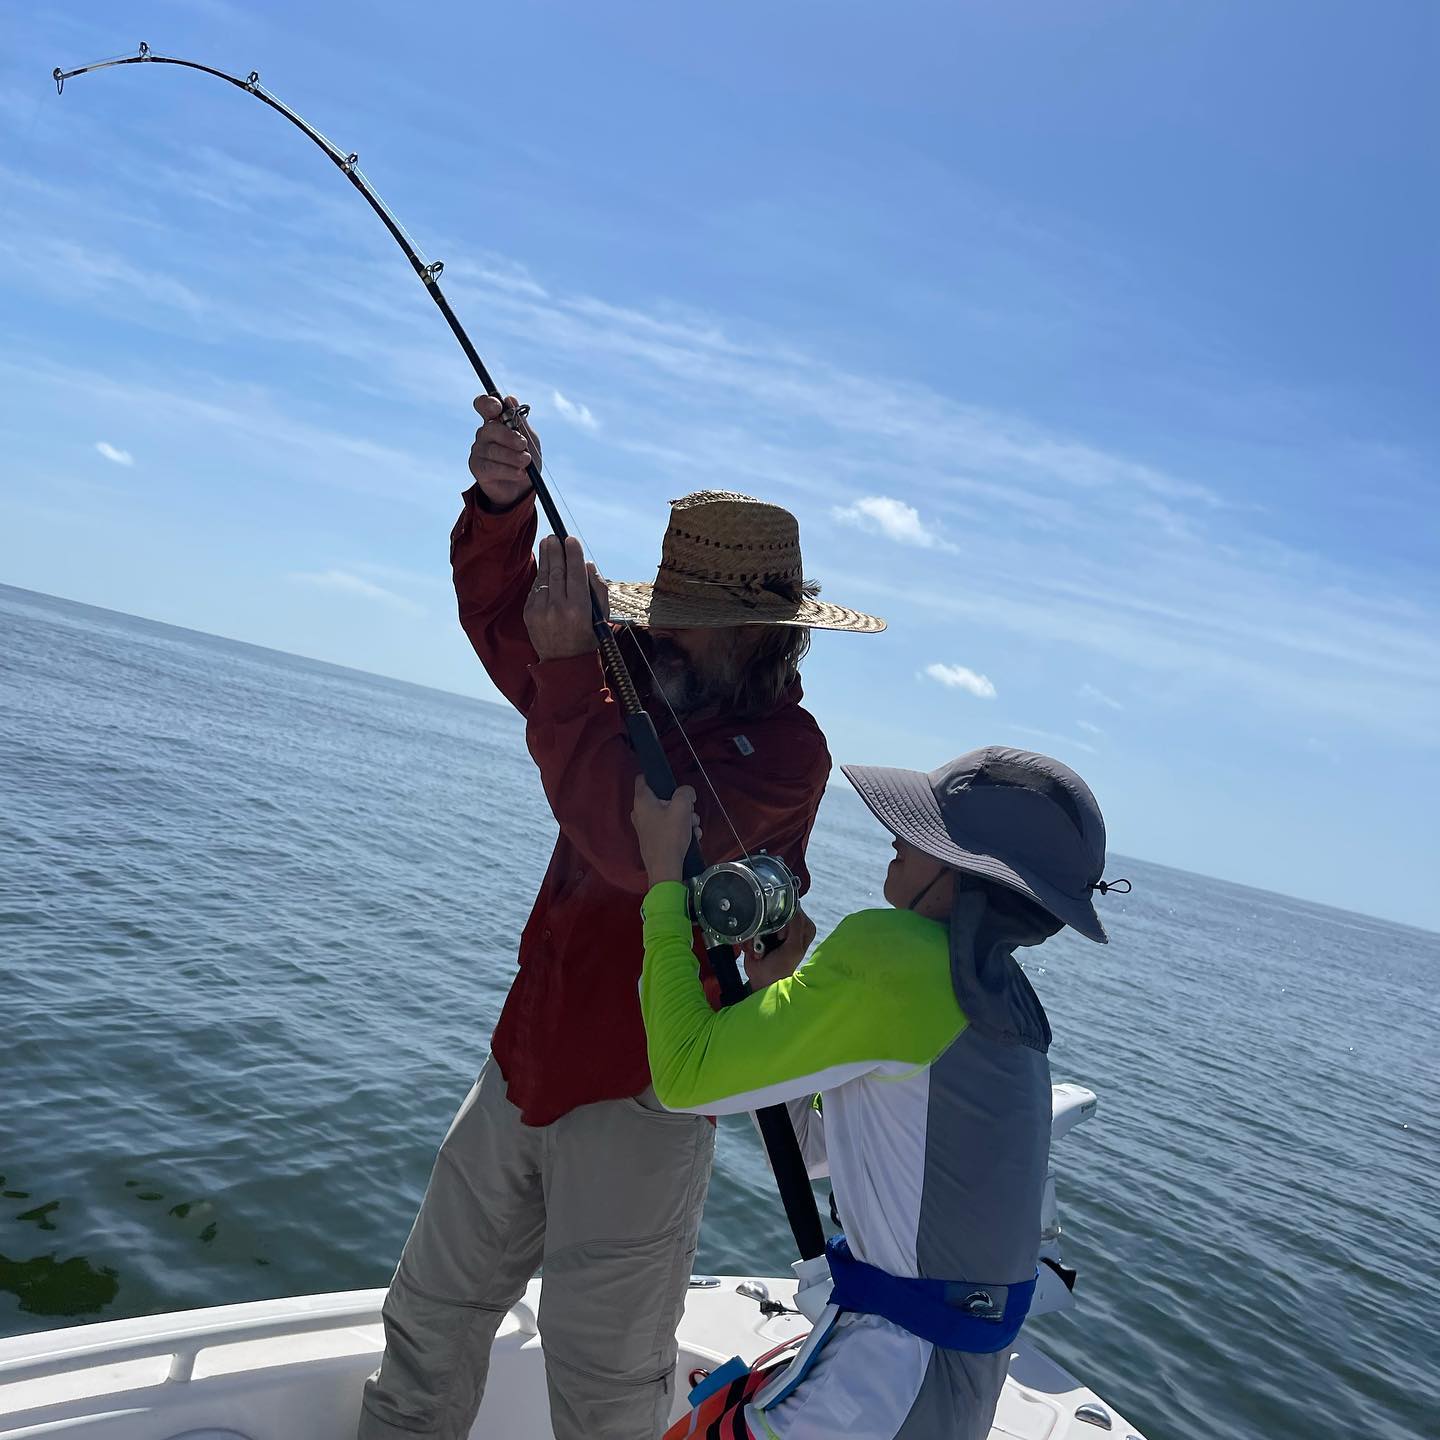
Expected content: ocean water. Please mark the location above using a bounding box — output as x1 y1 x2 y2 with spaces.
1 582 1436 1440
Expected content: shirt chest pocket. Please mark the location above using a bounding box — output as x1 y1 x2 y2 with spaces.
551 863 591 907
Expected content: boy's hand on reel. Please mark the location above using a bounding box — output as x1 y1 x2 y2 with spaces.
632 777 701 888
744 905 816 991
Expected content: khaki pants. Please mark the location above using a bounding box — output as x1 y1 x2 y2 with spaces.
358 1059 715 1440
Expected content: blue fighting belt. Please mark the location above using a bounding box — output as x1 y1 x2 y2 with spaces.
825 1235 1036 1353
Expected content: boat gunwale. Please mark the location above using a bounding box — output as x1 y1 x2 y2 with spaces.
0 1288 395 1388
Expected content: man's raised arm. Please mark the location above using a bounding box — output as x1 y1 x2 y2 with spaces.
450 394 545 715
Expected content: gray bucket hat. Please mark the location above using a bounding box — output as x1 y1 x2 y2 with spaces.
841 746 1111 943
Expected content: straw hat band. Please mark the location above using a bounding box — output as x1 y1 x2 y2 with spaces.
654 570 803 599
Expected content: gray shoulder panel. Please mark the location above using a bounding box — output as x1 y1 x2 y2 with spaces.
915 1027 1052 1284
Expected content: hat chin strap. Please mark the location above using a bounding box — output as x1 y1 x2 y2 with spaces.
905 866 950 915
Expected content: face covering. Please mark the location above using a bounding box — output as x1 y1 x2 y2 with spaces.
945 880 1061 1053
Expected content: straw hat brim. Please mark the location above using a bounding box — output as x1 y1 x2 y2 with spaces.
605 579 886 633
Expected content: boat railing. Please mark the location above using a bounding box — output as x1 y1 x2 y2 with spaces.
0 1288 406 1389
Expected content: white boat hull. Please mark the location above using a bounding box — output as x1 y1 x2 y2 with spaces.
0 1276 1145 1439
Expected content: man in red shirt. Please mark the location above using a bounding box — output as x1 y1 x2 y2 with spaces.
358 396 884 1440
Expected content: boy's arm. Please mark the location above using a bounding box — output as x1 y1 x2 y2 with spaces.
641 886 964 1115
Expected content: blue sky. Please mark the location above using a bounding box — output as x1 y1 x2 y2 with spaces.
3 2 1437 931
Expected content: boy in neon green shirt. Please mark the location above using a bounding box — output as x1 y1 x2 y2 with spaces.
632 746 1117 1440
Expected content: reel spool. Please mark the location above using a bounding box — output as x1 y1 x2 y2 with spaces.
690 852 798 948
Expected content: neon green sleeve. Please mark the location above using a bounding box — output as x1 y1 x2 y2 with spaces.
639 882 967 1115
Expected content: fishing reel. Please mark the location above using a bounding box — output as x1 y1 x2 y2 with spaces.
689 852 798 952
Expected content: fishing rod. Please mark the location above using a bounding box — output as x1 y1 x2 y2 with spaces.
53 41 826 1261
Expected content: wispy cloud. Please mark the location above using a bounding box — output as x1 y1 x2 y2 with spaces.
856 566 1438 745
834 495 951 549
551 389 598 429
0 152 1231 534
1076 719 1105 736
288 570 425 616
1078 683 1124 712
1012 725 1099 757
347 560 451 594
152 0 249 24
2 357 452 510
15 238 211 316
921 662 997 699
94 441 134 467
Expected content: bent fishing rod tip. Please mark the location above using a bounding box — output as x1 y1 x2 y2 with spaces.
54 41 153 94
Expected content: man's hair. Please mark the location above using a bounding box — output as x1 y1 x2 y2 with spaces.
724 579 819 718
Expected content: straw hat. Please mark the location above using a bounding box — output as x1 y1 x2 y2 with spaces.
604 491 886 633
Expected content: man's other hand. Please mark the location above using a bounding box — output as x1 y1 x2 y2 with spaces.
632 777 701 888
526 536 610 660
469 394 539 508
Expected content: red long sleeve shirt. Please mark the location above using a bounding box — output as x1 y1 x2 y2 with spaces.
451 487 832 1125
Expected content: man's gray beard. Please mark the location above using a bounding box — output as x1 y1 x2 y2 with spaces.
653 645 740 717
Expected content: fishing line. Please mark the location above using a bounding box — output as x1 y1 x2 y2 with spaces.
616 626 753 862
50 40 825 1260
